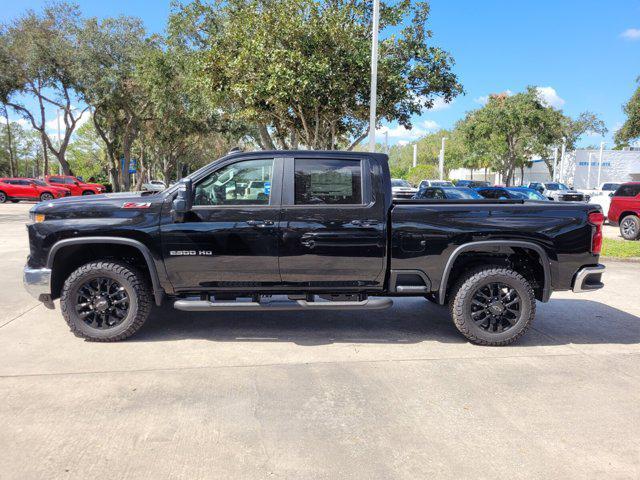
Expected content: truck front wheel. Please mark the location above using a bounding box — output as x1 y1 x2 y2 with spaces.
60 261 152 341
449 267 535 346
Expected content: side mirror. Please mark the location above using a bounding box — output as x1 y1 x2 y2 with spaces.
172 178 193 222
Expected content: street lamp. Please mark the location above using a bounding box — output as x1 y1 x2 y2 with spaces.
439 137 447 180
368 0 380 152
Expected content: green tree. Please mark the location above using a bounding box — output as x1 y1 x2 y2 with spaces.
170 0 462 150
76 15 158 191
615 80 640 147
65 118 108 181
0 2 89 175
458 88 603 186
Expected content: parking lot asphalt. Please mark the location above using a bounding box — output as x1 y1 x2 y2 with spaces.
0 202 638 479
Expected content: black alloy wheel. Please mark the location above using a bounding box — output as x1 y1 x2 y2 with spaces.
75 277 130 330
469 282 521 333
449 267 535 346
60 261 151 341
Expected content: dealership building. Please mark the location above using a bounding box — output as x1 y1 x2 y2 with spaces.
449 148 640 188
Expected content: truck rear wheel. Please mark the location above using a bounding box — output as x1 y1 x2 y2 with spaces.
60 261 151 341
449 267 535 346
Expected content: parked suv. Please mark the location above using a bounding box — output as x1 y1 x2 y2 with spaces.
608 182 640 240
528 182 587 202
0 178 70 203
45 175 105 196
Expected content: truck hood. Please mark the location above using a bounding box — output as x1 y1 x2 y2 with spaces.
31 191 165 217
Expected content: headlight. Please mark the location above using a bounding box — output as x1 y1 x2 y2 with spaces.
30 212 46 223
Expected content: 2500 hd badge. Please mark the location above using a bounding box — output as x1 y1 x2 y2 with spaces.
169 250 213 256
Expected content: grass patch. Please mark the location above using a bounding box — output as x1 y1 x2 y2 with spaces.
602 238 640 259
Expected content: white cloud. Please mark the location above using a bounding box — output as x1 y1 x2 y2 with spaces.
377 125 425 140
397 140 410 146
536 86 565 109
430 97 454 111
376 120 440 143
621 28 640 40
422 120 440 131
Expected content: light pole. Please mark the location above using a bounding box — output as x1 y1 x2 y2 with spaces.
56 108 63 175
367 0 380 152
412 143 417 168
559 138 566 183
384 130 389 154
439 137 447 180
597 141 605 188
552 147 558 181
586 152 593 190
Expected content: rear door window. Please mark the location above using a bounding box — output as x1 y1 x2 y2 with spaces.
294 159 362 205
614 185 640 197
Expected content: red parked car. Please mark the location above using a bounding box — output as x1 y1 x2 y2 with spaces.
608 182 640 240
45 175 105 196
0 178 71 203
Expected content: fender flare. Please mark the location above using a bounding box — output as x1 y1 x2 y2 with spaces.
438 240 552 304
47 237 165 305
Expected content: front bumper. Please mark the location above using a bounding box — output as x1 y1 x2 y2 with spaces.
23 266 54 308
572 264 605 293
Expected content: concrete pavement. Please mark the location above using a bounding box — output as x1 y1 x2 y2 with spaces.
0 202 639 479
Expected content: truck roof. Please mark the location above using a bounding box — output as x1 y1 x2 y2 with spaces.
224 150 389 163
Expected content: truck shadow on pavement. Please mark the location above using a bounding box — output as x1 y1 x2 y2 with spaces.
130 297 640 347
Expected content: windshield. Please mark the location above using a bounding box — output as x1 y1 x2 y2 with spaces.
506 188 545 200
391 179 411 187
443 188 483 199
601 183 620 191
545 183 569 191
32 179 47 186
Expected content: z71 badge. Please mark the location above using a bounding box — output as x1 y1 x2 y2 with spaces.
169 250 213 256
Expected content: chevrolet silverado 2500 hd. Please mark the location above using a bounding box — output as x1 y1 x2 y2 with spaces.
24 151 605 345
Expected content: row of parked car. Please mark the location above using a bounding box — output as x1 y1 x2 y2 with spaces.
0 176 105 203
391 178 640 240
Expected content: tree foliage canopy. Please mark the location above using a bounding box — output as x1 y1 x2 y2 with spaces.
169 0 462 150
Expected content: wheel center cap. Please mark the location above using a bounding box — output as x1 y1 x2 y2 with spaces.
488 301 505 314
93 297 109 312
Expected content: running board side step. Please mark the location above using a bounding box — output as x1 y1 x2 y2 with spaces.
173 298 393 312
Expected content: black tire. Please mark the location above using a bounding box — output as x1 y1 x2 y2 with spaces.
0 191 6 203
82 190 95 195
60 261 152 341
449 267 535 346
40 192 54 202
620 215 640 241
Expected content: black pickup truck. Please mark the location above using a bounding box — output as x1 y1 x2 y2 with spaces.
23 150 605 345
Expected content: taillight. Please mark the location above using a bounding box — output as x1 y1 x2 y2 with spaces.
588 211 604 254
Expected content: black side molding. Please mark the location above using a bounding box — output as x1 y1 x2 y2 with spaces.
47 237 166 306
438 240 552 304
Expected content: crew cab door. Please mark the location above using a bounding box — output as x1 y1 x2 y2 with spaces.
278 156 387 289
161 157 283 290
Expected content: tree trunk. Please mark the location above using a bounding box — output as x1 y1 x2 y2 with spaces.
258 123 276 150
519 165 525 186
470 168 474 180
484 167 488 181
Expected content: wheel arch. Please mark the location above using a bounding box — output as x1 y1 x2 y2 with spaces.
47 237 165 305
438 240 552 305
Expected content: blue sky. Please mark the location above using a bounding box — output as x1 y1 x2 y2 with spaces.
2 0 639 147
